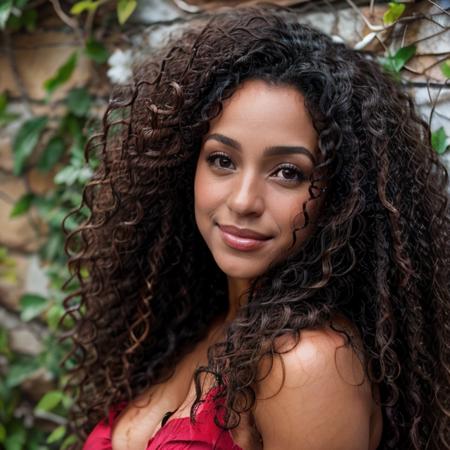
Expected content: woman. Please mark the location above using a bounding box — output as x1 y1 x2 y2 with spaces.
63 5 450 450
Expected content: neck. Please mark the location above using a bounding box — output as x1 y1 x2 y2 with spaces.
226 277 251 322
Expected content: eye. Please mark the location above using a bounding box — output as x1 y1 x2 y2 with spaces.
272 164 306 184
206 152 235 170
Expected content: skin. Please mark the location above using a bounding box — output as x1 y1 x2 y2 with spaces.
194 79 325 317
253 324 382 449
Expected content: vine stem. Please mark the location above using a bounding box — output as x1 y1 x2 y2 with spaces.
49 0 84 45
426 0 450 17
34 410 68 426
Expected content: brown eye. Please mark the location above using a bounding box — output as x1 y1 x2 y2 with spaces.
272 164 306 184
281 168 297 179
206 153 235 170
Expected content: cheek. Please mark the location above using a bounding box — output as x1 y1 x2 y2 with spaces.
194 162 222 224
194 164 210 213
269 192 308 231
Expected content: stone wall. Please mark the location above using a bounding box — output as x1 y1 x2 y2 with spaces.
0 0 449 361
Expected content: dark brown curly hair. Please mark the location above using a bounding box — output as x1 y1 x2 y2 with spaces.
62 5 450 449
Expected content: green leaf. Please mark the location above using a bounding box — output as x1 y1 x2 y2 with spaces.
117 0 137 25
0 251 16 268
0 93 6 114
70 0 99 15
37 136 66 171
0 423 5 443
61 434 77 450
0 328 10 356
35 390 63 412
61 113 85 148
0 383 19 416
10 193 34 218
20 293 48 321
46 425 66 444
6 358 39 387
22 8 37 32
3 421 26 450
40 231 63 263
4 12 20 31
54 165 78 185
7 8 37 32
61 393 73 410
22 429 47 450
431 127 448 154
12 116 48 175
44 52 78 96
384 45 416 73
0 111 19 127
441 60 450 79
0 93 18 127
392 45 416 72
66 87 92 117
0 246 16 283
0 0 13 29
46 303 64 330
14 0 29 9
383 2 405 25
84 38 108 64
54 164 92 185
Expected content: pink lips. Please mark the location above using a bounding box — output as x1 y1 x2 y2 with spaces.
218 224 272 251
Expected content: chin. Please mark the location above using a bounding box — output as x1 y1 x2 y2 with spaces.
213 256 267 280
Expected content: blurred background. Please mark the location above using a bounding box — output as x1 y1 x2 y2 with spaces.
0 0 449 448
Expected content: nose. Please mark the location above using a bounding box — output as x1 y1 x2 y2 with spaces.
226 170 265 217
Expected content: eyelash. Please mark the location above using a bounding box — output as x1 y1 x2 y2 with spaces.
205 152 307 185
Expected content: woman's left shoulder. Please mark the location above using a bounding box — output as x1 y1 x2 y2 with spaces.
253 317 374 450
258 317 370 397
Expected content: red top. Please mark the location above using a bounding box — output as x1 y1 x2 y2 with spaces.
83 388 243 450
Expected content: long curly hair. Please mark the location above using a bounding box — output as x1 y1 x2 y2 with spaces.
63 5 450 449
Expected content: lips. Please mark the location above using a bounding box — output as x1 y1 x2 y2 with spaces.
217 224 272 252
218 224 272 240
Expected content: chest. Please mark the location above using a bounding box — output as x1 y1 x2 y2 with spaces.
111 348 261 450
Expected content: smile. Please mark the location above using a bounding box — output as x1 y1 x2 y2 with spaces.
218 225 272 251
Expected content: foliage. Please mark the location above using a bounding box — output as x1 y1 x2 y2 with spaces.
379 5 449 154
0 0 136 448
70 1 100 15
383 2 405 25
0 247 16 283
0 0 37 31
0 325 74 449
12 116 48 175
432 127 449 155
117 0 137 25
84 38 109 64
381 45 417 74
0 0 14 29
441 60 450 79
44 53 78 97
0 93 19 127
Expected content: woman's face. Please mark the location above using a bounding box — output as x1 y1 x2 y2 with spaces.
194 79 324 281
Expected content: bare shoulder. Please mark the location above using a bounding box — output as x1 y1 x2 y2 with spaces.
254 320 374 450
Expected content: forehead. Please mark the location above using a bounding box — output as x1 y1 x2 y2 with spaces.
206 79 318 158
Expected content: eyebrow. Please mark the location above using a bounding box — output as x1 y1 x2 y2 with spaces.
204 133 316 164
